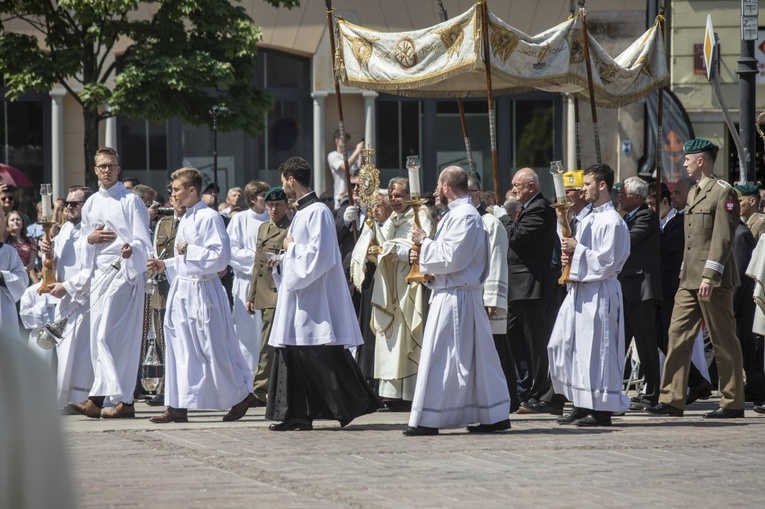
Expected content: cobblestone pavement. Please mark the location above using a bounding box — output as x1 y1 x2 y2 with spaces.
64 398 765 508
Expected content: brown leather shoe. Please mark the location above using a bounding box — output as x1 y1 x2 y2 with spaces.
150 407 188 423
101 402 136 419
222 393 256 422
66 400 102 419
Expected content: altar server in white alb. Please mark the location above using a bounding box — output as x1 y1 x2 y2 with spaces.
42 185 94 409
405 166 511 436
146 168 256 424
0 208 29 342
62 147 151 419
266 157 381 431
227 179 270 383
548 163 631 426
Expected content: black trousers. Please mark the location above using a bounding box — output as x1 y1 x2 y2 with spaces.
624 299 661 403
492 333 520 413
507 299 549 402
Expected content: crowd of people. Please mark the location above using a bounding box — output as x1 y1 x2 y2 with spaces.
2 137 765 436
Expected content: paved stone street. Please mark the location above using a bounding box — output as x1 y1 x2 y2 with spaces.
62 397 765 508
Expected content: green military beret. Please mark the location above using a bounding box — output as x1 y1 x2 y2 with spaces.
734 183 760 197
264 186 287 201
683 139 718 155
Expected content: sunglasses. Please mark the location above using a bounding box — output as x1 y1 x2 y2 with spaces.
1 196 14 201
64 200 85 207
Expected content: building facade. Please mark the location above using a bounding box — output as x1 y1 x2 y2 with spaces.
3 0 762 205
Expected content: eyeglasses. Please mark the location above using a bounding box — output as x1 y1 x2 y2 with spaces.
64 200 85 207
95 163 118 171
0 196 13 201
468 188 480 192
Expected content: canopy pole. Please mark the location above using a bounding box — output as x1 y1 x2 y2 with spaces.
479 0 501 196
437 0 476 174
655 5 665 209
326 1 357 239
579 1 602 164
574 95 582 169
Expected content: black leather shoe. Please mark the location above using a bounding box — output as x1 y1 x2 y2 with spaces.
645 402 684 417
573 411 612 427
686 381 713 405
146 394 165 407
753 404 765 414
268 418 313 431
518 400 564 416
557 406 588 425
402 426 439 436
703 407 744 419
629 397 657 411
466 419 511 433
249 398 266 408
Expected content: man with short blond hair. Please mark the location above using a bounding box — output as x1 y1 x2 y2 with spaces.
61 147 151 419
147 167 255 423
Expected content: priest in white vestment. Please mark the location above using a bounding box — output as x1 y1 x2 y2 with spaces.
266 157 381 431
56 147 151 419
147 168 256 423
371 177 434 407
0 208 29 342
548 164 631 426
41 186 94 408
405 166 511 436
227 180 270 383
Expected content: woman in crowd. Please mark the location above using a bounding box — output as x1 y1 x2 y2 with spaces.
5 210 39 284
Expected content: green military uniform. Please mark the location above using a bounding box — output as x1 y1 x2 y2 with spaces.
660 168 745 411
139 214 179 399
150 215 180 311
247 214 291 403
746 212 765 240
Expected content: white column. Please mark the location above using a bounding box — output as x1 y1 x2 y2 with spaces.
50 89 66 201
312 91 328 194
362 91 378 163
566 94 576 170
104 105 117 150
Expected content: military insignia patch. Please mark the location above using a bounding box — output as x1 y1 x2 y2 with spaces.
725 200 735 212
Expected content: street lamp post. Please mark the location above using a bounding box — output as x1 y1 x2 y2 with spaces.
739 0 758 184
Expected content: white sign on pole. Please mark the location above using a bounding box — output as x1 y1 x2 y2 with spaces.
703 14 715 82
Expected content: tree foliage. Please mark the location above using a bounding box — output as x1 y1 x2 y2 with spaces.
0 0 299 180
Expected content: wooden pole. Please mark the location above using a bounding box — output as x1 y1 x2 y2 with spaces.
326 0 357 239
579 1 602 164
438 0 476 174
655 6 665 209
479 0 501 196
574 95 582 169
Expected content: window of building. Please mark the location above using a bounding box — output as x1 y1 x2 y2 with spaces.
376 99 422 187
257 50 312 175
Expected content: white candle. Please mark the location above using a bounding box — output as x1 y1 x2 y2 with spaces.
408 167 421 196
552 172 566 202
40 184 52 219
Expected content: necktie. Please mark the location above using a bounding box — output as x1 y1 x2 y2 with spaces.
515 205 525 223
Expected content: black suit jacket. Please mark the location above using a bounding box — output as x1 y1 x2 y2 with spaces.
500 193 557 301
619 204 662 303
660 211 684 299
733 220 756 316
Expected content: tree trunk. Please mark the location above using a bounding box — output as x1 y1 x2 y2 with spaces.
82 107 100 191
